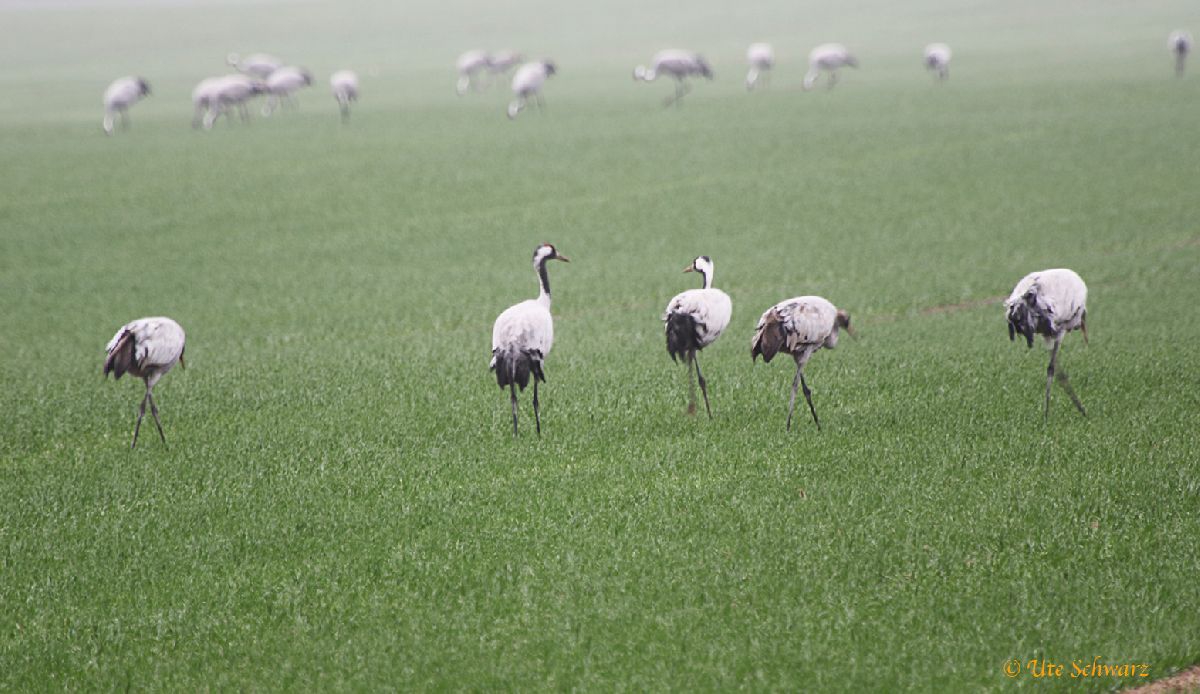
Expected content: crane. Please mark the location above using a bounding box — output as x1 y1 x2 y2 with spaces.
751 296 853 430
104 317 186 448
1005 268 1089 420
490 244 570 435
663 256 732 416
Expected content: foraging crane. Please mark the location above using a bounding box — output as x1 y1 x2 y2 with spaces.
102 76 151 135
1004 268 1088 420
924 43 952 82
330 70 359 121
751 296 854 431
227 52 283 79
192 74 266 129
634 50 713 106
746 43 775 90
663 256 732 417
104 317 186 449
803 43 858 90
262 66 313 116
507 60 557 119
488 50 525 76
1170 31 1192 77
490 244 570 435
456 49 491 95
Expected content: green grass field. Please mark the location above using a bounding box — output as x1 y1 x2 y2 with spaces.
2 0 1199 690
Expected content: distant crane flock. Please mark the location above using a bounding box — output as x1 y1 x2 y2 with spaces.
102 29 1191 131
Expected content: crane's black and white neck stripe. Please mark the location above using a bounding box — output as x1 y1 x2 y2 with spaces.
533 243 564 305
689 255 714 289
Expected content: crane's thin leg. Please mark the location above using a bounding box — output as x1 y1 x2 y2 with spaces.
132 391 148 449
828 71 839 90
1055 369 1087 417
1044 336 1061 421
786 364 801 431
509 382 519 437
536 92 546 111
800 372 821 431
694 352 712 419
532 380 542 436
686 352 698 415
147 390 168 447
121 109 130 131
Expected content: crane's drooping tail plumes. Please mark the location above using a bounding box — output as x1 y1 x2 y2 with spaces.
1006 292 1054 349
750 309 786 363
103 329 136 379
491 347 545 391
665 312 701 362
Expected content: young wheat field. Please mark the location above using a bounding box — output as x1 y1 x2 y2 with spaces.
1 0 1198 690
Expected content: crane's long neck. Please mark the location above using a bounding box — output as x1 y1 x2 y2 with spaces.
536 257 552 306
698 267 713 289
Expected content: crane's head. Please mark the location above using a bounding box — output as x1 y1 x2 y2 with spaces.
845 54 859 68
137 78 152 96
683 255 714 281
696 56 714 80
836 309 856 338
533 243 570 265
300 68 314 86
686 255 710 273
543 61 558 77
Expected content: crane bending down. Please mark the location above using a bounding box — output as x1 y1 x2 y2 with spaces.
1004 268 1088 420
102 76 151 135
924 43 952 82
262 66 313 116
751 296 853 431
456 50 491 95
803 43 858 90
1170 31 1192 77
663 256 732 416
104 317 186 448
507 61 556 119
633 50 713 106
746 43 775 90
491 244 570 435
227 52 283 79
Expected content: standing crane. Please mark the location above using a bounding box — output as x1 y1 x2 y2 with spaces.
924 43 952 82
803 43 858 90
507 60 557 119
746 43 775 91
330 70 359 122
751 296 853 431
490 244 570 435
633 50 713 106
103 317 186 449
1170 31 1192 77
1004 268 1089 420
663 256 732 417
102 76 151 135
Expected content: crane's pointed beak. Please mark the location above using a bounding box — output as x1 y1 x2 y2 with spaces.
179 354 186 369
843 325 857 339
682 266 694 273
556 254 570 263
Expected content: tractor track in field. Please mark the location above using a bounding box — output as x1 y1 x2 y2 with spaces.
1125 664 1200 693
